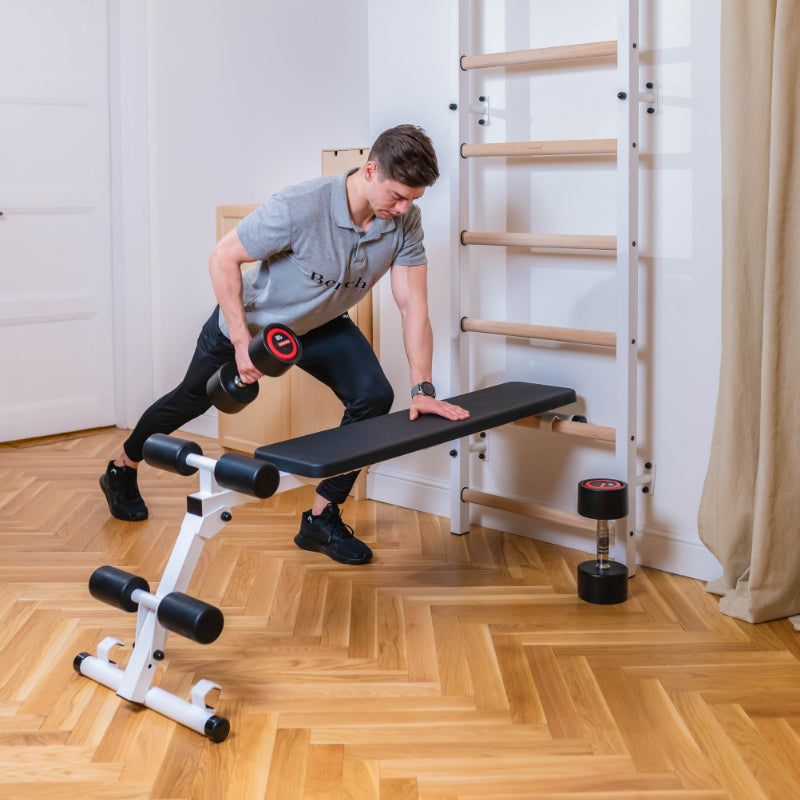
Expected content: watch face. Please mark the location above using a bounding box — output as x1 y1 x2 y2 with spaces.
413 381 436 398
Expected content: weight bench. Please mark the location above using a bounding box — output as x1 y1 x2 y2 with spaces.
75 381 575 741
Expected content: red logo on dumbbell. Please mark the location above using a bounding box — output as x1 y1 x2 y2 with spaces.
584 479 624 491
267 328 299 361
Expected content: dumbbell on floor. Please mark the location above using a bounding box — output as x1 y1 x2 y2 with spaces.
207 323 301 413
576 478 629 604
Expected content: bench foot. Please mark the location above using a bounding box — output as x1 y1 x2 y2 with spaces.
75 645 229 741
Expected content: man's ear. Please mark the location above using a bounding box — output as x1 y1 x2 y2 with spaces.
363 161 379 182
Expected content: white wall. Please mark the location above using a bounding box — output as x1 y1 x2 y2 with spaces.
117 0 370 434
365 0 461 506
367 0 723 580
116 0 724 580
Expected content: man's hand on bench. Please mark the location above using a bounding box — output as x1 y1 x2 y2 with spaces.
409 394 471 422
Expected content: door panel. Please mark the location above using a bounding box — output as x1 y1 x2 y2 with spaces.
0 0 115 441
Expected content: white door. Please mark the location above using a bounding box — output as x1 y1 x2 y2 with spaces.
0 0 115 441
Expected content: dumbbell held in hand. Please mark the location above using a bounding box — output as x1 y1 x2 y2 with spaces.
207 323 301 414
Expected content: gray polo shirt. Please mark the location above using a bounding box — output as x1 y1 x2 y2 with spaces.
219 169 427 338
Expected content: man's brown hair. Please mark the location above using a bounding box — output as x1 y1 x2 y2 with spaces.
368 125 440 188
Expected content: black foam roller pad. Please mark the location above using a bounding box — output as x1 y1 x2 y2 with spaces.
143 434 202 476
157 592 224 645
89 565 150 612
214 453 280 498
577 478 629 520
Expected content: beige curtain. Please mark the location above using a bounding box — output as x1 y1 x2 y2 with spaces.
698 1 800 626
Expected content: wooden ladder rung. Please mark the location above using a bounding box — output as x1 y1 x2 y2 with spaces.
461 40 618 71
462 488 596 533
461 317 616 348
461 139 617 159
515 415 616 443
462 231 617 251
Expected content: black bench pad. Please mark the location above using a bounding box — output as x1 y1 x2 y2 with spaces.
254 381 576 478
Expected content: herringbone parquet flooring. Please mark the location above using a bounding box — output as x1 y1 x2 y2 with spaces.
1 428 800 800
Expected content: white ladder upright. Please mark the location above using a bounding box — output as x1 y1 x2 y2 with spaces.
448 0 649 572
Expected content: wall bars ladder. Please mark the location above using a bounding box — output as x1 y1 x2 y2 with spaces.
448 1 643 571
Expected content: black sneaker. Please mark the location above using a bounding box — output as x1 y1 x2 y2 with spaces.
99 461 148 521
294 503 372 565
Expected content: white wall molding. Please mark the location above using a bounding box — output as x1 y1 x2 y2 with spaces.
368 466 722 582
179 409 219 441
108 0 155 429
368 465 451 516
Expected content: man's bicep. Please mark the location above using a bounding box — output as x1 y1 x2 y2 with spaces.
390 263 428 312
214 227 256 266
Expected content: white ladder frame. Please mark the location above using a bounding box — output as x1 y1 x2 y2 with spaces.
448 0 643 572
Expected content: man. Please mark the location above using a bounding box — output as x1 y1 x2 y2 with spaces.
100 124 469 565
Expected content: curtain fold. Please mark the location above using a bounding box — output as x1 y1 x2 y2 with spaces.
698 0 800 626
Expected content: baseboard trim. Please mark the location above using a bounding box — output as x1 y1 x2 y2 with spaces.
367 467 722 582
368 465 450 515
177 409 219 441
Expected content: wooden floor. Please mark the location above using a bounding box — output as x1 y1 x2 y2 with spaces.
1 428 800 799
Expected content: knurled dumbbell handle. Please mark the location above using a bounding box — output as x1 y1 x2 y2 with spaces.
596 519 610 569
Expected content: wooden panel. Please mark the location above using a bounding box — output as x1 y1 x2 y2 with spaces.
322 147 369 176
291 147 370 446
216 203 258 241
216 203 293 453
291 149 371 496
218 372 294 454
217 147 373 497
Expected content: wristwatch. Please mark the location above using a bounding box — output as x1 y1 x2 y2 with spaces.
411 381 436 399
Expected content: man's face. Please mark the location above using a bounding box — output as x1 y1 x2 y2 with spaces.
365 163 425 219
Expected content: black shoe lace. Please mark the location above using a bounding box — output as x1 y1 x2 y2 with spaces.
113 468 142 504
326 505 354 539
119 482 141 503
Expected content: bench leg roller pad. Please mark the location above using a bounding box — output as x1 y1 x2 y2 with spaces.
74 475 252 740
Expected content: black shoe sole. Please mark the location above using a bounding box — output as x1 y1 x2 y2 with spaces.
293 530 372 565
99 474 149 522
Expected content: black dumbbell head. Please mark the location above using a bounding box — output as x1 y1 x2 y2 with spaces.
248 324 301 377
207 361 260 414
577 478 629 520
578 559 628 604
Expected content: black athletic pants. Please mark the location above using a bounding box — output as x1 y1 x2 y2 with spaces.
124 308 394 505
